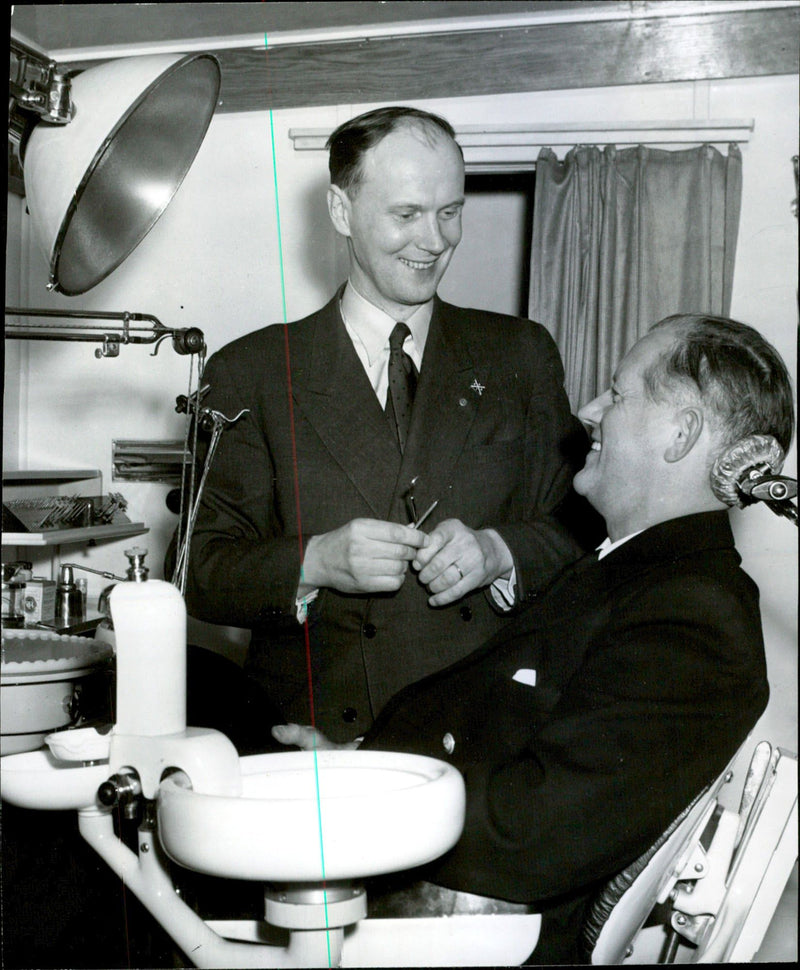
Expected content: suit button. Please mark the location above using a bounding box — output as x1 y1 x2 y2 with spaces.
342 707 358 723
459 605 472 621
363 622 377 639
442 732 456 754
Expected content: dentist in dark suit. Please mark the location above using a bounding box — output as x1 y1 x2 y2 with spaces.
185 107 595 743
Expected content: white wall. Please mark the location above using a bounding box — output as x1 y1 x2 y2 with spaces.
3 195 24 469
709 76 799 786
6 75 797 763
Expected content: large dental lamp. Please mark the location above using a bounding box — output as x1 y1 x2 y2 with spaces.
6 34 223 586
9 30 220 295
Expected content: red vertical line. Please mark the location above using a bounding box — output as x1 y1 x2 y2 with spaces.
280 320 316 729
263 29 332 967
262 35 315 725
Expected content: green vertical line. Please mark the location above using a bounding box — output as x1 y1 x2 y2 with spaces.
264 31 331 967
312 741 332 956
266 110 288 318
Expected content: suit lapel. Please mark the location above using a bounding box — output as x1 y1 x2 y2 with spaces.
289 297 402 517
525 550 608 628
531 511 739 629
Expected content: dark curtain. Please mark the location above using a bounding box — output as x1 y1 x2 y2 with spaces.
529 143 742 410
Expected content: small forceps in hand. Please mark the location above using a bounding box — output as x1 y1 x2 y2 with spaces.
404 476 438 529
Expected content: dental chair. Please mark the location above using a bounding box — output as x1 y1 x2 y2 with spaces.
581 741 798 964
3 575 794 969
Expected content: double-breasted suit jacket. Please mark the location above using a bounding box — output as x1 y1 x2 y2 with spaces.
185 293 593 741
362 511 769 903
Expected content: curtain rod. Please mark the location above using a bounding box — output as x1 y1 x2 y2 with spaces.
290 121 755 153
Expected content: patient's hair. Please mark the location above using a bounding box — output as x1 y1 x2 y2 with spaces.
645 314 795 453
327 106 461 194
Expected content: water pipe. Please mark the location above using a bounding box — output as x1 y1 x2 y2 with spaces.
77 806 322 968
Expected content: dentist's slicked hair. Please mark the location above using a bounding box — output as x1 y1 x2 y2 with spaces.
645 314 794 453
326 107 462 195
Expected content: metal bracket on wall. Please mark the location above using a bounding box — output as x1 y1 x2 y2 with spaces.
112 440 188 485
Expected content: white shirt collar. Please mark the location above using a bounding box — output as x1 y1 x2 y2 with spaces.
596 531 644 560
340 281 432 367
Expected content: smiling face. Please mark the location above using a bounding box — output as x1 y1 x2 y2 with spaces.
573 328 685 540
327 124 465 319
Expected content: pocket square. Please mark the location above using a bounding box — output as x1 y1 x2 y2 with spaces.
512 668 537 687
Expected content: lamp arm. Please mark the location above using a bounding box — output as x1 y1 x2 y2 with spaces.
10 30 57 66
4 307 205 358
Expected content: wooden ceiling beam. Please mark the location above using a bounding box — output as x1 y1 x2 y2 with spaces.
59 7 800 112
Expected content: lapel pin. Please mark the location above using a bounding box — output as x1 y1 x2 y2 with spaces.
470 378 485 396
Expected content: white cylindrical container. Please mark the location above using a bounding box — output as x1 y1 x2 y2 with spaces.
110 580 186 736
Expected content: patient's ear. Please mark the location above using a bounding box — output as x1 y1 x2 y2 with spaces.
665 407 704 462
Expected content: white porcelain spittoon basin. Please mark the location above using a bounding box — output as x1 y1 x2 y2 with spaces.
0 747 111 810
1 630 113 755
158 749 466 882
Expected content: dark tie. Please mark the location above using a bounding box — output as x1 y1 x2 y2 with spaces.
386 322 418 453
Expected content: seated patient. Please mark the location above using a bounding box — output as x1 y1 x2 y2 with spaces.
274 313 795 963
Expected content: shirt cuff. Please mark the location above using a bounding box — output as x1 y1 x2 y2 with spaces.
489 567 517 611
296 588 319 624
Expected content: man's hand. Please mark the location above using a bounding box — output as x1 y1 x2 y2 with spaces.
413 519 513 607
300 518 427 595
272 723 358 751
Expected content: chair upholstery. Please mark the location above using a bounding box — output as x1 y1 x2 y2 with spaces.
580 742 798 965
581 779 725 964
580 789 711 960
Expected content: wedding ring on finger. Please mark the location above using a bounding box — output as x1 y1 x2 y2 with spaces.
452 562 464 580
